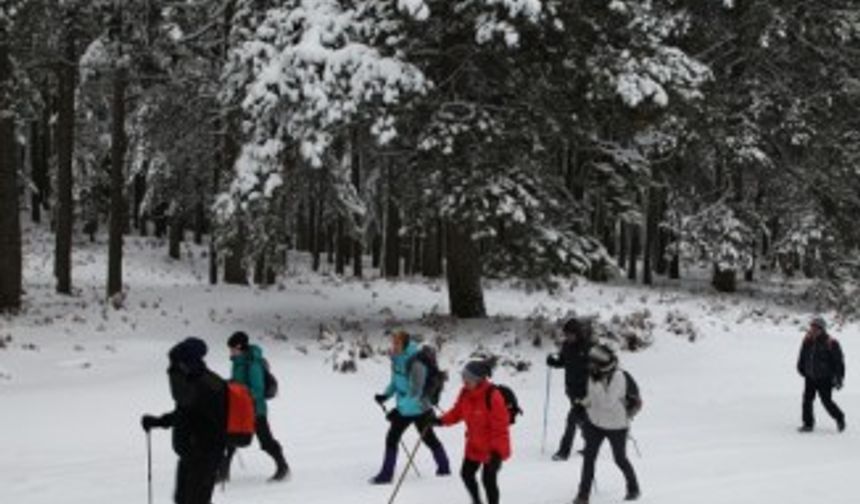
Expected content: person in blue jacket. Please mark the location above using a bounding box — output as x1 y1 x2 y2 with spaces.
371 330 450 484
219 332 289 482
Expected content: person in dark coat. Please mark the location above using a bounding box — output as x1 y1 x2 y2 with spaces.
547 317 594 460
141 337 227 504
219 331 289 482
797 317 846 432
436 360 511 504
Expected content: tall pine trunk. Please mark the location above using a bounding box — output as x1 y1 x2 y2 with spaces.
30 118 48 224
627 222 639 281
168 208 183 260
335 219 346 275
107 65 127 298
446 223 486 318
384 166 401 278
351 129 363 278
643 186 660 286
55 30 76 295
422 219 442 278
0 30 22 311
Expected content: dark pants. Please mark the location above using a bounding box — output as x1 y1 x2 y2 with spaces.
386 411 445 453
557 399 586 456
577 423 639 499
461 457 502 504
175 452 221 504
802 379 844 428
224 415 287 473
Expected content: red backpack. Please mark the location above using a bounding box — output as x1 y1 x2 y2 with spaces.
226 382 255 447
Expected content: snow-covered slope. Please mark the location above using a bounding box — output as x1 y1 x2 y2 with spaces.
0 230 857 504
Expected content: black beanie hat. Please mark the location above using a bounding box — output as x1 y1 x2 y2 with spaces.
169 337 208 369
563 317 592 338
228 331 250 350
462 360 492 382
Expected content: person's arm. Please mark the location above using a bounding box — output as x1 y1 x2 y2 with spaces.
797 340 807 377
141 411 175 431
488 388 511 460
439 390 465 426
833 341 846 384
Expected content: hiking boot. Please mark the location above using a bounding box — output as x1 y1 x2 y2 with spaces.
798 425 814 433
552 452 569 462
369 474 392 485
269 463 290 482
837 417 846 432
625 488 641 501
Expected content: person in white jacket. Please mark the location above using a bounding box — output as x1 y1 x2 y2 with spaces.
573 344 641 504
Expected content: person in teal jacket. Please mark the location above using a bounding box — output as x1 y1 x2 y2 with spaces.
219 332 289 483
371 330 450 484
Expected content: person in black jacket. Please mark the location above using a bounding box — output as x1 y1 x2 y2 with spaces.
142 338 227 504
797 317 846 433
547 317 594 460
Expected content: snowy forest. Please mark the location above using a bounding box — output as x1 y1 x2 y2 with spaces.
1 0 859 317
2 2 860 504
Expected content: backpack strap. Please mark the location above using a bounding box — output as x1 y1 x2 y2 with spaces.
485 385 498 411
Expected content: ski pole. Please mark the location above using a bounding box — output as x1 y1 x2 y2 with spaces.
378 403 421 478
146 431 153 504
542 365 552 454
387 422 432 504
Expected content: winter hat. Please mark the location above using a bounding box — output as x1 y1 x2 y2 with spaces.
588 344 618 374
462 360 492 383
228 331 250 350
810 316 827 331
168 337 208 370
563 317 593 339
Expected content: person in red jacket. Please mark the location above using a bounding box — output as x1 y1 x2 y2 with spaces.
435 360 511 504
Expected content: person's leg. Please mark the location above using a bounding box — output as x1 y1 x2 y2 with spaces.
802 378 817 429
416 412 450 475
816 381 845 428
372 411 410 483
217 445 235 483
481 457 502 504
174 458 189 504
256 415 289 479
576 423 606 501
607 430 639 499
183 453 220 504
461 458 482 504
555 399 577 459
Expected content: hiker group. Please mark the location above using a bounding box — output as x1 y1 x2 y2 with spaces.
141 315 846 504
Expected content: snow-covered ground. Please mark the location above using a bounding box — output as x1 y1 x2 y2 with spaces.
1 229 858 504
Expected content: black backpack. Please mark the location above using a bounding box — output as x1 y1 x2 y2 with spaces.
622 370 642 418
486 384 523 425
262 359 278 400
408 345 447 406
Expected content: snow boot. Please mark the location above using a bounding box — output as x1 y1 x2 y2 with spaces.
798 425 814 433
432 444 451 476
625 488 641 501
552 451 569 462
370 447 397 484
837 417 846 432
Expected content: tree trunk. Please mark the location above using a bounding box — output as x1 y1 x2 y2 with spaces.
193 197 204 245
618 221 628 271
253 253 265 285
133 172 147 235
224 225 248 285
335 219 346 275
643 186 660 286
55 31 76 295
310 196 321 272
712 266 736 293
30 118 48 224
446 223 486 318
422 219 442 278
384 175 401 278
627 222 639 281
168 209 183 260
371 232 381 270
107 65 127 298
0 32 22 311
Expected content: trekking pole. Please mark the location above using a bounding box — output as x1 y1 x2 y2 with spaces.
146 431 153 504
387 423 431 504
378 403 421 478
541 365 552 454
629 432 642 459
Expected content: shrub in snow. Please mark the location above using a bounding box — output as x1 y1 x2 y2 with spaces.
665 310 699 342
330 344 358 374
599 310 654 351
0 335 10 349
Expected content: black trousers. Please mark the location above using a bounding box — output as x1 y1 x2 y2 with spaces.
225 415 287 470
461 457 502 504
577 423 638 499
802 379 844 428
175 452 221 504
386 410 444 452
557 399 586 456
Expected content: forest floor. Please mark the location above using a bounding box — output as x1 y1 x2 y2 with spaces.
1 226 858 504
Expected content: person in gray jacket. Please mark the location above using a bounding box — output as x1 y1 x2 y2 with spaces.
573 344 641 504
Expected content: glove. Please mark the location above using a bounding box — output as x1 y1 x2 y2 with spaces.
141 414 158 432
546 354 558 366
374 393 388 404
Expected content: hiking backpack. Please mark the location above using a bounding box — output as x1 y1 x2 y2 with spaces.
262 359 278 400
408 345 447 406
486 384 523 425
226 382 256 447
622 370 642 419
